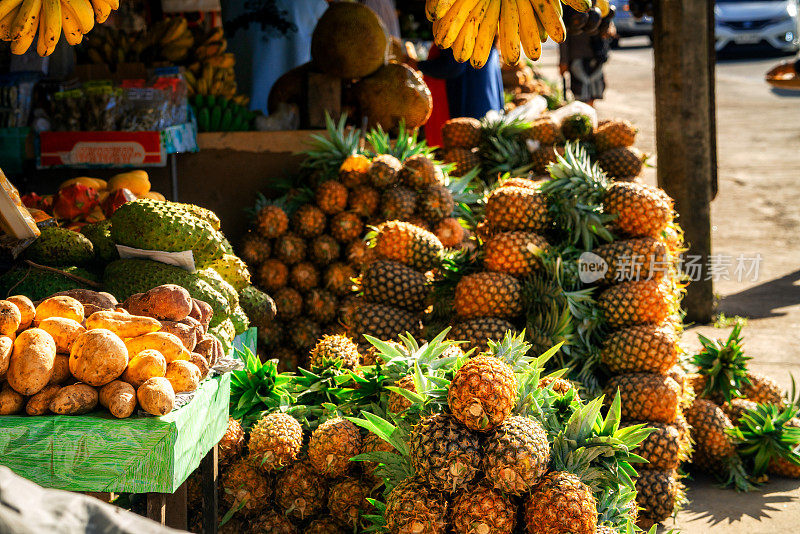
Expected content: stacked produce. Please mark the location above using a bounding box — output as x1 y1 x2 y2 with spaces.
501 63 564 111
0 285 222 418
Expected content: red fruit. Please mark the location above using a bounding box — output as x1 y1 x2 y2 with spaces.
53 184 100 220
102 188 137 217
21 192 44 210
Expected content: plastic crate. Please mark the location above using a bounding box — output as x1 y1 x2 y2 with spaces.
0 127 30 176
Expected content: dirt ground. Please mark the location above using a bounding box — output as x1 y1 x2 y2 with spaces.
539 38 800 532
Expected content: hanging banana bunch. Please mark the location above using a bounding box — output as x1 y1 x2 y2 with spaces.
0 0 118 55
426 0 592 67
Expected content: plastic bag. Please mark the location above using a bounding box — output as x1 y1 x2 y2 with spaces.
549 100 598 129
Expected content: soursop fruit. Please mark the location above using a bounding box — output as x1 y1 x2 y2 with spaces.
103 259 231 325
209 318 236 355
238 286 276 328
209 254 251 291
171 202 221 230
197 268 239 309
230 305 250 335
25 228 94 266
0 265 98 301
81 220 119 263
110 199 225 268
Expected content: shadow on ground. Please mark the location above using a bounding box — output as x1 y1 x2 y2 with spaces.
716 269 800 319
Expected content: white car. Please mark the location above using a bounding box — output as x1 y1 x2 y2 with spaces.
715 0 800 52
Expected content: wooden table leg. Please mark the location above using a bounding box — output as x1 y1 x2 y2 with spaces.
200 444 219 534
146 493 167 525
165 481 188 531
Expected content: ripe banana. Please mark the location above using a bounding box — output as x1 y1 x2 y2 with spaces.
161 16 187 44
430 0 458 21
452 0 488 62
0 0 22 22
202 26 223 45
435 0 481 50
530 0 565 43
61 1 81 44
498 0 521 65
37 0 60 55
516 0 541 60
562 0 592 11
61 0 93 33
9 8 35 53
10 0 40 41
90 0 111 24
470 0 500 68
103 0 117 9
0 5 20 40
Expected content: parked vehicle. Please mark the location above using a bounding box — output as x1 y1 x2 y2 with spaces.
610 0 653 45
715 0 800 53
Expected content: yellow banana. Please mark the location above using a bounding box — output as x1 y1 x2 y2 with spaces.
203 26 223 45
498 0 520 65
161 16 186 44
0 5 20 40
433 0 458 20
37 0 60 55
10 0 40 40
0 0 22 23
470 0 500 68
436 0 482 49
103 0 118 9
453 0 487 62
61 1 81 44
61 0 93 33
10 10 35 53
425 0 438 21
562 0 591 11
530 0 564 43
516 0 541 60
206 52 235 68
90 0 111 23
596 0 610 17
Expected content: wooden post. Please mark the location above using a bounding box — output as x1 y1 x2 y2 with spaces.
653 0 715 323
165 481 188 530
146 493 167 525
200 444 219 534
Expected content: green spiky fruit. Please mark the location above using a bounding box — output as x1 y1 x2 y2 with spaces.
26 227 94 266
197 268 239 310
209 254 252 291
0 265 98 301
238 285 277 328
230 305 250 335
81 220 119 263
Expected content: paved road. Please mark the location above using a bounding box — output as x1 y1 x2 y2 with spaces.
539 37 800 533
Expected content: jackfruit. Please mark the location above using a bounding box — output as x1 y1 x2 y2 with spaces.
208 254 251 291
0 265 99 301
25 228 94 266
81 220 119 263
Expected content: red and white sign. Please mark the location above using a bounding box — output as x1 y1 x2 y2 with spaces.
39 131 166 168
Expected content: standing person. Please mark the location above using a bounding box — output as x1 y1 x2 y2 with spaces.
559 31 611 106
420 45 451 147
412 46 504 120
222 0 328 113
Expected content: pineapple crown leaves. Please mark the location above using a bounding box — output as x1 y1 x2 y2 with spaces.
727 402 800 478
540 142 615 251
595 486 640 532
446 166 484 208
484 329 535 372
229 346 296 429
300 112 363 176
347 412 415 491
244 192 293 221
693 323 752 403
365 119 433 161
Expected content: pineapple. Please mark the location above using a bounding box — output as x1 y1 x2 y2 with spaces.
485 186 549 233
400 154 439 190
598 147 645 180
723 398 758 424
274 287 303 319
316 180 349 215
309 334 361 372
686 399 739 475
529 145 560 174
417 184 454 223
374 221 444 272
742 371 783 406
441 117 482 149
305 289 337 323
221 457 271 516
483 415 550 495
381 187 418 221
292 204 326 238
499 176 541 189
307 516 348 534
251 510 298 534
362 260 430 312
592 237 669 284
258 259 289 292
524 471 597 534
257 319 283 348
634 470 681 526
339 153 372 188
275 462 327 520
218 417 245 468
603 373 681 424
255 205 289 239
598 279 673 328
239 232 271 265
692 324 751 403
448 355 516 432
330 211 364 242
561 114 594 140
289 262 319 292
290 317 321 350
274 233 307 265
327 478 370 527
594 119 637 152
450 317 516 352
348 185 381 217
307 417 362 478
600 323 678 375
247 412 303 472
273 346 301 372
626 421 682 471
409 413 481 493
351 302 422 339
603 182 673 238
385 477 448 534
538 376 580 399
310 234 341 265
388 374 416 414
451 483 517 534
484 231 549 278
454 272 523 320
324 262 356 296
434 217 465 248
442 147 480 176
526 116 562 145
369 154 403 189
345 239 375 268
361 431 395 479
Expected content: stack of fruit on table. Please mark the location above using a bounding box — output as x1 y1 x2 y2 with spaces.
238 116 475 369
501 63 564 111
190 330 651 534
2 196 273 358
0 284 222 418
